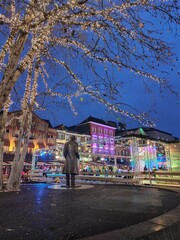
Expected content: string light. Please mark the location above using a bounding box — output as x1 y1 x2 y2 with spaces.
0 0 178 127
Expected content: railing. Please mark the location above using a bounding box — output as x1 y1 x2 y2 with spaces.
141 171 180 186
77 173 139 185
77 171 180 187
29 170 180 187
29 169 64 183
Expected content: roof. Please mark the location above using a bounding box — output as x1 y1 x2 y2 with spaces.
54 124 66 130
126 127 173 136
79 116 117 128
115 132 178 144
55 124 89 135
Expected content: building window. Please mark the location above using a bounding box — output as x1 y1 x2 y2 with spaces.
66 135 70 141
58 133 65 140
98 128 102 134
92 127 97 133
110 138 114 143
109 130 113 136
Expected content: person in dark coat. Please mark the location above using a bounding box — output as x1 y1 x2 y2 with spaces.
63 135 80 187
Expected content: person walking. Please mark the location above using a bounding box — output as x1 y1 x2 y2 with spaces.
63 135 80 187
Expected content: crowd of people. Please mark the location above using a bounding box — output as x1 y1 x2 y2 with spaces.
79 163 133 177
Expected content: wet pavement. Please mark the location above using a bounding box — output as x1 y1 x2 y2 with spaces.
0 183 179 240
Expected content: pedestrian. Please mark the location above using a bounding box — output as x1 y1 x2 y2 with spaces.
144 164 147 171
63 135 80 187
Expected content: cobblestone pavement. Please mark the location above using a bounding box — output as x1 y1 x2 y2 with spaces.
0 183 179 240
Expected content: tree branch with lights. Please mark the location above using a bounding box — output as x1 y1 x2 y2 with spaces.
0 0 179 190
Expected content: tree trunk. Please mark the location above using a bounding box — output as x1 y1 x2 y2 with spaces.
6 112 27 191
16 112 33 190
6 136 23 191
0 140 4 191
6 54 38 191
0 98 10 191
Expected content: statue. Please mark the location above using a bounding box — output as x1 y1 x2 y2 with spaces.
63 135 80 187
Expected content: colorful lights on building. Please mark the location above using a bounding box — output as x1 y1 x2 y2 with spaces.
90 122 116 156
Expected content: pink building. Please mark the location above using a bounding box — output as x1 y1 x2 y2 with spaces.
75 116 116 157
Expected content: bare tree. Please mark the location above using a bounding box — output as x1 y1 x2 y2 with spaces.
0 0 179 190
0 95 11 190
0 0 179 122
5 60 39 191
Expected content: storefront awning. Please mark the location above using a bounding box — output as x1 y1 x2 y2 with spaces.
3 139 10 146
47 143 55 147
28 142 35 148
37 142 45 149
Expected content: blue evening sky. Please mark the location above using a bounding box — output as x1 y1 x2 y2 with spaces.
1 3 178 138
39 26 180 138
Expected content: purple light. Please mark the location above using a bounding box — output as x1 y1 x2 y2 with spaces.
92 145 97 148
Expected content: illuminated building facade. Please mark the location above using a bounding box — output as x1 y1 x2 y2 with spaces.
1 111 57 164
75 116 116 157
1 111 179 171
115 138 131 168
169 142 180 171
55 124 91 162
116 127 179 171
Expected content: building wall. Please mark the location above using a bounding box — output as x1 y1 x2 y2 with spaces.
146 130 175 142
56 129 91 162
2 112 179 170
125 128 176 142
90 122 115 156
2 111 57 163
169 143 180 171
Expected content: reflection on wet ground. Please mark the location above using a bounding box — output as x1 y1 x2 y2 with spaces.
0 183 179 240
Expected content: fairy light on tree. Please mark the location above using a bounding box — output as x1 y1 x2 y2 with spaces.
0 1 179 120
0 0 179 190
